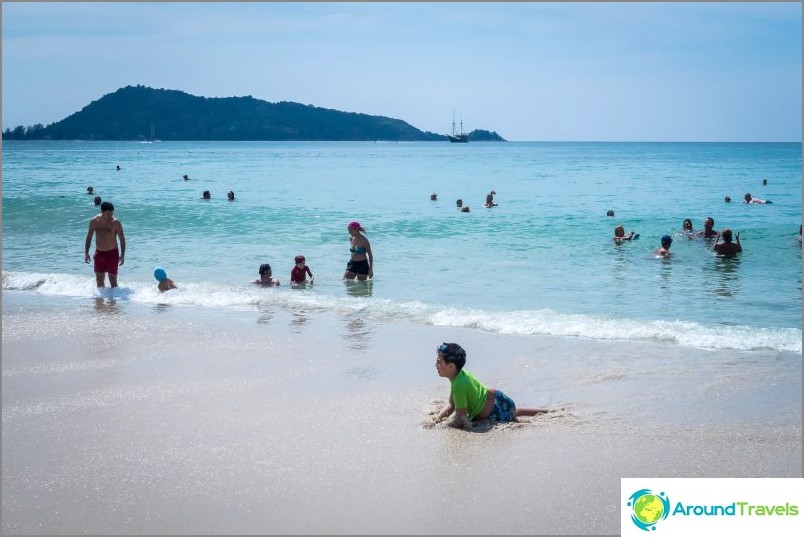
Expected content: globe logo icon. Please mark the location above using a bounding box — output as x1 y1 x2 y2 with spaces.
627 489 670 531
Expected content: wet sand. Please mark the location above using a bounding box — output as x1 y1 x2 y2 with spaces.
2 298 801 534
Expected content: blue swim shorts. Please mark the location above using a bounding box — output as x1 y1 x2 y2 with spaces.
489 390 517 422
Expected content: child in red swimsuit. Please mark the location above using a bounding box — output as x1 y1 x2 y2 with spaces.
290 255 314 284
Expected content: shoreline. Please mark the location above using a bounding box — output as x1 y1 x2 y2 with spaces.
2 295 801 534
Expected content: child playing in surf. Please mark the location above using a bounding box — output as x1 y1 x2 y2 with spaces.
290 255 314 285
153 267 177 293
653 235 673 258
252 264 280 286
424 342 550 430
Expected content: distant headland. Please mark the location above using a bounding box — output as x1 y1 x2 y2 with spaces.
2 85 506 142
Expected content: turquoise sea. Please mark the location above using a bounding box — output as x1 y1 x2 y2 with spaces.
3 139 802 534
2 140 801 353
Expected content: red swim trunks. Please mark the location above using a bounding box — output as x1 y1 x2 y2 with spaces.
93 249 120 274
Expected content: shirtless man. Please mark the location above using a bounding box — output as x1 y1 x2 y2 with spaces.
696 217 718 239
743 193 770 204
85 201 126 287
713 228 742 256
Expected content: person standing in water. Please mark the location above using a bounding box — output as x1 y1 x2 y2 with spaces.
681 219 695 238
696 217 718 239
290 255 314 285
344 221 373 281
713 228 742 256
84 201 126 288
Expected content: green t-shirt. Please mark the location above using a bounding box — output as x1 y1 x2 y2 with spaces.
450 369 488 420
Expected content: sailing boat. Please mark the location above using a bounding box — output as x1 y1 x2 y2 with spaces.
448 111 469 143
142 122 160 143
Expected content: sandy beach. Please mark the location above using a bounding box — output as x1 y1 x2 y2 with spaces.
2 298 800 535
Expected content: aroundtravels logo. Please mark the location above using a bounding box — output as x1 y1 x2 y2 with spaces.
627 489 671 531
622 479 803 536
625 483 801 533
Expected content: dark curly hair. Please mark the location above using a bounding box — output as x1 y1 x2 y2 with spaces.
437 342 467 371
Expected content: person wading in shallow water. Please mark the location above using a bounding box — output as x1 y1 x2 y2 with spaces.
343 221 373 281
84 201 126 288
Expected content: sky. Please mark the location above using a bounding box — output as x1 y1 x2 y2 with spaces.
1 2 801 142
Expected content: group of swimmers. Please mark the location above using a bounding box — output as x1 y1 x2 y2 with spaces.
248 220 373 289
611 215 745 259
179 172 235 200
201 189 235 201
251 255 314 287
86 186 102 206
725 192 772 204
155 220 373 293
606 178 782 258
431 189 498 213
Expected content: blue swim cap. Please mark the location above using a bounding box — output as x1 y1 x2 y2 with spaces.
153 267 167 281
661 235 673 244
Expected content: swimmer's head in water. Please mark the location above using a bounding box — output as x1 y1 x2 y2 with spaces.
661 235 673 246
725 196 732 202
153 267 167 282
721 228 733 242
100 201 114 213
259 264 272 276
614 225 625 237
606 210 615 217
683 219 693 229
348 221 365 232
295 255 305 264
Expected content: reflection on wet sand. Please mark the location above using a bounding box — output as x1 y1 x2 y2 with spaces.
256 302 274 325
290 310 309 332
93 297 122 314
343 316 374 351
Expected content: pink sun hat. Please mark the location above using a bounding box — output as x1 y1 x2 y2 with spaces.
348 221 365 231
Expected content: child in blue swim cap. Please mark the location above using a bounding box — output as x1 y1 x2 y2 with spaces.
153 266 177 292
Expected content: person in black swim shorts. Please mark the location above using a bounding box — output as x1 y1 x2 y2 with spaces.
343 221 373 281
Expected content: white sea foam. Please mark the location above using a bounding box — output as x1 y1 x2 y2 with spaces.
4 271 801 354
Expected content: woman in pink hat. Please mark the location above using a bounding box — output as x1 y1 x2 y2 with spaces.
344 221 373 281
